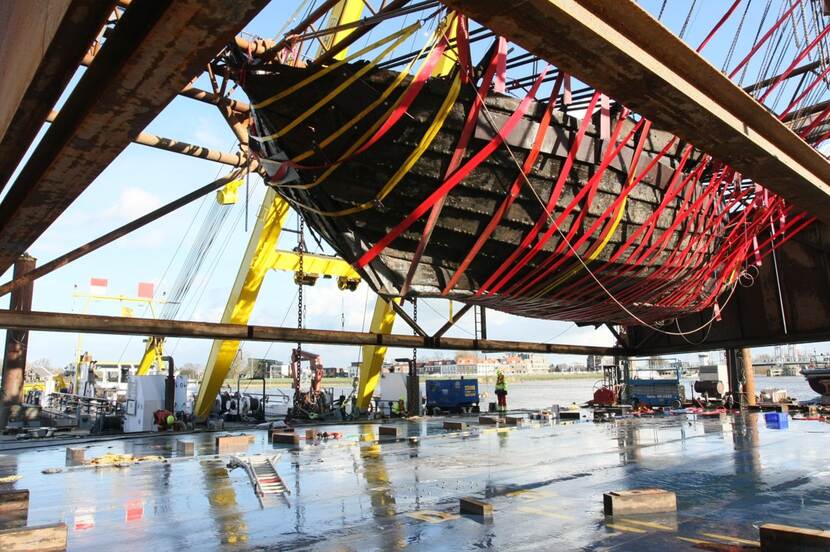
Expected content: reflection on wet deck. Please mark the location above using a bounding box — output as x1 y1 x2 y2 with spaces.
0 412 828 550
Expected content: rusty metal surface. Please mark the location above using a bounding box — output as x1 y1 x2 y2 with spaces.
0 0 268 275
0 1 114 193
628 222 830 354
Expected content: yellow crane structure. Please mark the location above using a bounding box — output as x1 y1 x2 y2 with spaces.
187 0 461 419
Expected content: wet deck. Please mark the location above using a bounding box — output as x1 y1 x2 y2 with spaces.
0 412 828 550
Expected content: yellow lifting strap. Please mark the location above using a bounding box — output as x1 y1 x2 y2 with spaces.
279 25 440 180
193 189 291 419
287 73 462 217
252 22 419 110
356 296 399 410
251 24 418 143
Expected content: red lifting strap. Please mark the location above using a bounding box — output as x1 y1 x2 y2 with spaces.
442 73 564 295
355 65 551 269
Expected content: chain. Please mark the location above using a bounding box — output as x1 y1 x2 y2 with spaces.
412 297 418 367
297 215 305 356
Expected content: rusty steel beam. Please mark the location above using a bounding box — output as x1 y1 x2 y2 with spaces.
43 109 245 166
0 309 623 356
440 0 830 223
0 1 115 194
0 0 268 275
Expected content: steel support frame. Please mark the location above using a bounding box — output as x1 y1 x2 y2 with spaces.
439 0 830 223
357 297 399 410
0 309 623 356
193 188 291 418
0 0 269 275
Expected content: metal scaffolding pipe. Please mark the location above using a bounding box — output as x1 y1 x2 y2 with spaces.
134 132 245 166
0 310 624 356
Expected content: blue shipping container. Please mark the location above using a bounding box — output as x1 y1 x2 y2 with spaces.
425 378 479 411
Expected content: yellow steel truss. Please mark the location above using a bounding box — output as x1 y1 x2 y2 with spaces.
193 188 290 418
319 0 365 60
356 296 398 410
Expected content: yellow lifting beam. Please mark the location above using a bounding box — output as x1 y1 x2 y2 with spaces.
271 249 361 289
356 296 398 410
194 188 290 418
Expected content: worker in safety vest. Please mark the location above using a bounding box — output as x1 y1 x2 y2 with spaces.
495 371 508 413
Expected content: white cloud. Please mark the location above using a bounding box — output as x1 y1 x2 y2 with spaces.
103 187 162 221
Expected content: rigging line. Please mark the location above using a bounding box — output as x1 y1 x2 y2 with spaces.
274 0 315 40
115 140 240 364
679 0 698 39
471 83 743 337
723 0 753 72
735 0 771 85
420 297 476 337
260 287 300 367
169 181 260 354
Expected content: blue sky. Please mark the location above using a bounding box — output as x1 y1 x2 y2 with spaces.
1 1 828 370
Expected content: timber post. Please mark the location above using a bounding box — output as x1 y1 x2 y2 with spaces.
0 254 36 428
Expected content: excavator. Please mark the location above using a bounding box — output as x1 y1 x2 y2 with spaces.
287 348 331 420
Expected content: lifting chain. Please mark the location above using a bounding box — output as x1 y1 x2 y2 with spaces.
297 215 306 357
412 297 418 367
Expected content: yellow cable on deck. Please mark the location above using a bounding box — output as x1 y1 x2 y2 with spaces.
289 72 461 217
252 22 421 110
251 23 419 142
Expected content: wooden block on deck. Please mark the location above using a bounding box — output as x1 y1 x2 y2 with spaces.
176 440 194 456
272 432 300 445
65 447 84 465
215 434 254 452
603 489 676 516
760 523 830 551
378 426 398 439
460 496 493 517
443 421 467 431
0 522 67 552
0 490 28 529
478 416 499 425
504 415 525 425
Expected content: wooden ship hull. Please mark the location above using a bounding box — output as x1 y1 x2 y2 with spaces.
242 62 720 324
